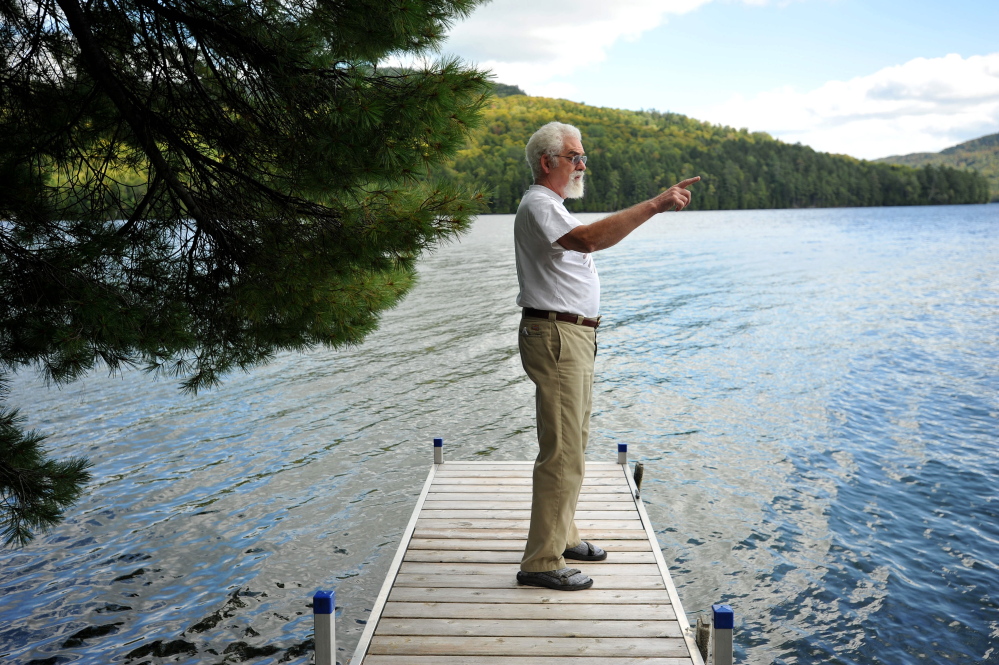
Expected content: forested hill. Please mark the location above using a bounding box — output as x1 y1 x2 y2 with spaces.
875 133 999 202
443 95 991 213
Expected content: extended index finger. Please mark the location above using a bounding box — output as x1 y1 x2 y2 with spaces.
677 176 701 189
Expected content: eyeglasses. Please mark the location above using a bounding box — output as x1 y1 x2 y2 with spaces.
555 153 587 166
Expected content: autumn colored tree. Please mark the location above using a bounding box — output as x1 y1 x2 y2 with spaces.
442 96 990 213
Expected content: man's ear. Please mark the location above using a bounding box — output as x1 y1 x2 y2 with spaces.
540 154 552 174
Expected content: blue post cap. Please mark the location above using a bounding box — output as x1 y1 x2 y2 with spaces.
313 590 335 615
618 443 628 452
433 438 443 447
712 604 734 629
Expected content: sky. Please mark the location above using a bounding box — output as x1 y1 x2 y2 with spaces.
438 0 999 160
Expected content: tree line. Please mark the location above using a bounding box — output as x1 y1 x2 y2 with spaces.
442 95 991 213
876 132 999 202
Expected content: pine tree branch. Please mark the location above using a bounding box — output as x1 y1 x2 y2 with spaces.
1 0 492 543
0 399 93 548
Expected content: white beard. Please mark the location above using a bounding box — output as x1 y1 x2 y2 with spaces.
563 172 585 199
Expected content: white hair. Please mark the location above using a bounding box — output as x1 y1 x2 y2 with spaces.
525 121 582 181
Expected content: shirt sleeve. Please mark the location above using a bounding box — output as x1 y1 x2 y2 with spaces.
533 196 581 246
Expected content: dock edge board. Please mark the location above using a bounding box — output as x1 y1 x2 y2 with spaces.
349 464 440 663
623 465 705 665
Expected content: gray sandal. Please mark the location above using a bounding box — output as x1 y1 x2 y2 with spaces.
516 567 593 591
563 541 607 561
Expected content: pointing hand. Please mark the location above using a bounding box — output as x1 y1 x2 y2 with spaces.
655 176 701 213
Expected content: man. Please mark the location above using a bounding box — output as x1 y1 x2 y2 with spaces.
514 121 699 591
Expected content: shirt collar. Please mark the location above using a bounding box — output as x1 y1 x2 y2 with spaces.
528 184 564 202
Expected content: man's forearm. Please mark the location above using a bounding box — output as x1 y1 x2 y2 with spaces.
556 176 700 253
558 200 659 253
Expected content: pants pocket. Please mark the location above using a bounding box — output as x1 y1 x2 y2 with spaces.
550 321 562 363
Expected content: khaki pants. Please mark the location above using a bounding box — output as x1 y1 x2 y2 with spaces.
518 314 596 572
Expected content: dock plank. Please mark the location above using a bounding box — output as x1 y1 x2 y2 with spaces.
406 538 653 552
415 518 645 530
380 602 677 621
349 461 701 665
387 587 678 604
374 618 683 638
429 477 628 486
437 462 620 469
402 550 658 564
393 573 667 590
398 562 665 576
428 485 633 494
427 492 633 501
422 501 630 510
433 470 624 478
366 635 691 658
364 658 692 665
419 510 636 520
412 528 651 540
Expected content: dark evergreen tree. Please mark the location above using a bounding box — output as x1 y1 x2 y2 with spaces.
0 0 491 545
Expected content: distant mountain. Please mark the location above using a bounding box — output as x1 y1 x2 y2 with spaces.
491 82 527 97
445 93 990 213
876 133 999 201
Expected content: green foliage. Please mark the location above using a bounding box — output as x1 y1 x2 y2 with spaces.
876 133 999 202
441 96 991 212
0 381 92 547
0 0 491 544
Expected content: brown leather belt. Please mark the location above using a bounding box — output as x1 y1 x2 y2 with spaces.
523 308 600 329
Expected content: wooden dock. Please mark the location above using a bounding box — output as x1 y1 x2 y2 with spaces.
349 460 705 664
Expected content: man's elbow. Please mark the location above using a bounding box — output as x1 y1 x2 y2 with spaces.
558 229 599 253
575 235 602 253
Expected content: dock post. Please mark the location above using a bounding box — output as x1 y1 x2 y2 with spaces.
711 603 734 665
313 590 335 665
433 437 444 464
617 442 628 464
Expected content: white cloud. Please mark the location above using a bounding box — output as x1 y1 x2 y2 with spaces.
693 53 999 159
442 0 714 92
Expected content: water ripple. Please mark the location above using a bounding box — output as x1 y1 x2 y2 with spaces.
2 205 997 664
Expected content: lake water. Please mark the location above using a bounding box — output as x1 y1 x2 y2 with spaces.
2 204 997 665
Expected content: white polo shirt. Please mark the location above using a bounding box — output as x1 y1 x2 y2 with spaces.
514 185 600 318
